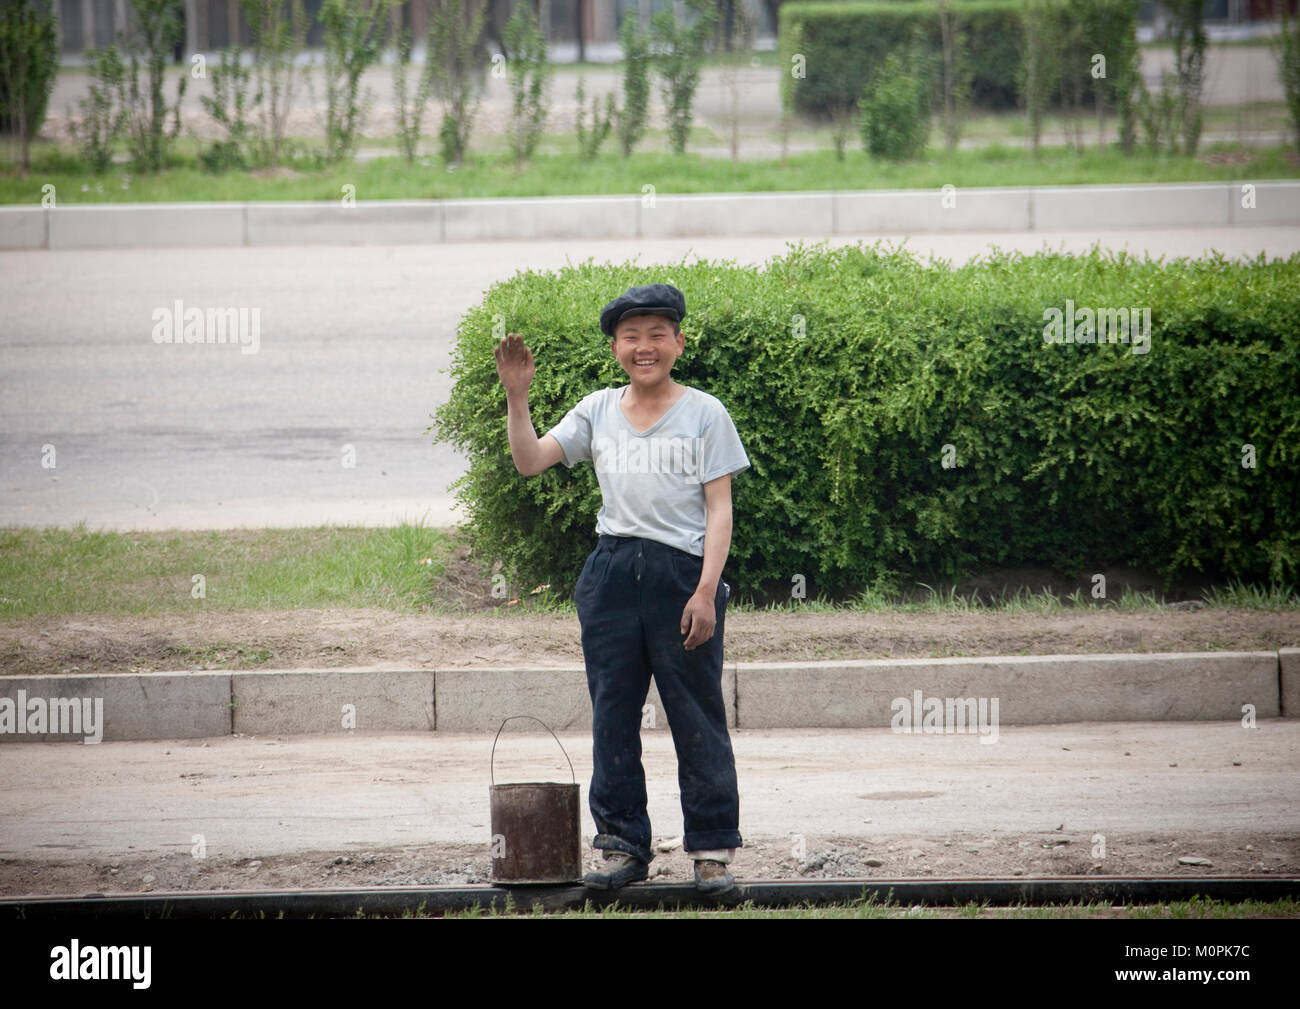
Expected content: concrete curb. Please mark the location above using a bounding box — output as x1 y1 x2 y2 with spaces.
0 672 229 742
2 181 1296 250
0 650 1289 742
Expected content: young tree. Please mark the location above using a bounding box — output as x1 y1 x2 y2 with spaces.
1165 0 1205 156
1019 0 1052 154
716 0 755 161
242 0 309 167
1274 0 1300 152
119 0 188 172
198 44 255 172
650 0 718 155
503 0 550 164
1098 0 1142 155
393 24 434 164
574 74 614 159
426 0 488 166
614 11 650 157
0 0 59 175
319 0 397 163
935 0 972 154
68 44 128 174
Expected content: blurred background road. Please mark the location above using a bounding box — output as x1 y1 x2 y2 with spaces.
3 227 1297 531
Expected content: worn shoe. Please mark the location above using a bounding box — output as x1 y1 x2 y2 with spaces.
694 858 736 895
583 850 649 890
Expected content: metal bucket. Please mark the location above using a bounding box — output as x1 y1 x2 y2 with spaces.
489 715 582 885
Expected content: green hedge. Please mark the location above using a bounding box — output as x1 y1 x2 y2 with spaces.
431 245 1300 600
780 0 1024 119
779 0 1139 120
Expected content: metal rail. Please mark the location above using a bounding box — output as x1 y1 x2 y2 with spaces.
4 876 1297 918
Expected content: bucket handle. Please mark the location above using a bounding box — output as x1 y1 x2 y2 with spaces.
490 715 576 787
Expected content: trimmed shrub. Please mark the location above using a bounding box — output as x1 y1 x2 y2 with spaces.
859 47 929 160
780 0 1023 120
780 0 1140 128
431 245 1300 600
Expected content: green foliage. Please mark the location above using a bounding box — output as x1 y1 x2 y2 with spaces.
574 76 614 160
614 11 651 157
1019 0 1140 153
1092 0 1142 155
241 0 309 168
1164 0 1206 156
1020 0 1053 152
430 245 1300 602
716 0 756 161
319 0 396 163
427 0 488 166
780 1 1023 123
393 26 433 164
783 0 1140 153
1272 1 1300 152
650 0 719 155
0 0 60 174
198 46 254 173
1136 71 1179 155
859 48 929 161
934 0 973 153
67 45 127 175
503 0 550 164
119 0 189 173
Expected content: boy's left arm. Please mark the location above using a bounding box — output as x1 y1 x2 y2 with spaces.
680 474 732 650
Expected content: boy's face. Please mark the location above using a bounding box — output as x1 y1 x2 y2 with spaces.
610 313 684 389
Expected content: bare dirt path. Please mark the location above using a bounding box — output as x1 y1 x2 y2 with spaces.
3 606 1296 677
1 723 1295 898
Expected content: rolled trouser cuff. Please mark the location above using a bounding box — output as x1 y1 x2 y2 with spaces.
686 847 735 863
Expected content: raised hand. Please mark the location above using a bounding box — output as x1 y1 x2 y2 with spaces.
494 332 536 398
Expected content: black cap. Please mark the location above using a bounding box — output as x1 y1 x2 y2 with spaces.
600 283 686 338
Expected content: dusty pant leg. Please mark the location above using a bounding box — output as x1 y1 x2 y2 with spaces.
575 537 655 865
641 541 742 854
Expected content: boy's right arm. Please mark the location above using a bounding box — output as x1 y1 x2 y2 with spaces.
495 333 565 476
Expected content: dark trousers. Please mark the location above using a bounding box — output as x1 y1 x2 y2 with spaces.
575 534 742 864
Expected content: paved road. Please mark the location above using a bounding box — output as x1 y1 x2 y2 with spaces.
3 228 1298 531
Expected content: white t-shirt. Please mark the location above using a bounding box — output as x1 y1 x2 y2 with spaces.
545 384 750 556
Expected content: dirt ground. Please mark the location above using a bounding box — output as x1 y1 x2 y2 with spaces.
3 832 1295 899
2 718 1296 899
4 526 1295 676
2 605 1296 677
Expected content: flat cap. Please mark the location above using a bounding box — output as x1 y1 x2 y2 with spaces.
600 283 687 337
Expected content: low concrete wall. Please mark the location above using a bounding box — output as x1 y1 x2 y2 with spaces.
245 201 440 246
0 206 43 249
0 651 1285 741
4 181 1295 250
46 203 245 250
0 672 230 742
231 669 435 734
735 652 1280 729
435 665 739 733
1032 183 1231 230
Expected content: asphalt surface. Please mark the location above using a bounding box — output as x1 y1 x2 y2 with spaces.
4 227 1298 531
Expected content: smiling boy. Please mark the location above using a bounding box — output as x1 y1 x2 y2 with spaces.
493 283 748 895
